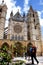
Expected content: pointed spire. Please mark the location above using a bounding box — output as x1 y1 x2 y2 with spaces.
17 9 19 15
30 5 33 9
2 0 4 4
23 12 26 21
29 5 34 12
18 9 19 12
23 12 25 18
10 11 13 17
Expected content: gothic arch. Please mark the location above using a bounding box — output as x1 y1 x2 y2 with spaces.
1 42 9 49
14 41 23 47
27 42 32 47
13 42 23 56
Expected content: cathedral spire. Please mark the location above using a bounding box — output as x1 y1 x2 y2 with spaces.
30 5 33 9
10 11 13 17
18 9 19 11
29 5 34 12
17 9 20 15
2 0 4 4
18 9 19 12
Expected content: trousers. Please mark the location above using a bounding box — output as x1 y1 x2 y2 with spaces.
31 55 39 64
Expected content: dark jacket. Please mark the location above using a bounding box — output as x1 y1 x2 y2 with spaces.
31 46 36 56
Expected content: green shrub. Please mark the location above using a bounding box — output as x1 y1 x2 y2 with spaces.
12 60 25 65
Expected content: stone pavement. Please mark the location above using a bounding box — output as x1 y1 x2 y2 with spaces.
26 56 43 65
26 63 43 65
12 56 43 65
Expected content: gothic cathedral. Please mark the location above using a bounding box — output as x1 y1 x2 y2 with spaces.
0 1 42 55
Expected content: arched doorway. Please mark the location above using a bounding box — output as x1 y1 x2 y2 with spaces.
1 42 9 51
13 42 23 57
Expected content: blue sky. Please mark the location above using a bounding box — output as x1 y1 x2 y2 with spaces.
0 0 43 39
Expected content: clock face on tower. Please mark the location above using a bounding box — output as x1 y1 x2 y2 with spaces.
14 23 22 33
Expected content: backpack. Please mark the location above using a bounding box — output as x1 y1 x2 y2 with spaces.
29 47 32 53
29 47 35 53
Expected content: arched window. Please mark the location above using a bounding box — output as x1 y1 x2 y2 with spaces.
21 36 24 40
33 13 34 17
3 32 7 39
0 8 2 12
27 31 30 40
11 35 14 40
18 35 20 40
14 35 17 40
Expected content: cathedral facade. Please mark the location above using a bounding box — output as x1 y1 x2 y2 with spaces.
0 1 43 55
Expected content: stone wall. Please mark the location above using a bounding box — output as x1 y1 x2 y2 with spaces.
0 39 43 56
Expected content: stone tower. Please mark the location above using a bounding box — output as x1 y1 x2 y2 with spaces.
0 0 7 39
27 6 41 41
27 6 42 55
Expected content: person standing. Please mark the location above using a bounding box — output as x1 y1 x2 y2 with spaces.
30 45 39 64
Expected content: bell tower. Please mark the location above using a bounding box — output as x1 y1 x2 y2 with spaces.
0 0 7 39
27 6 42 55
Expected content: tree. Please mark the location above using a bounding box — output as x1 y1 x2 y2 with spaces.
0 42 12 65
13 42 23 57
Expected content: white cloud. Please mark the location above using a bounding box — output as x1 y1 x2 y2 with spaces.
39 0 43 5
0 0 2 4
37 11 43 27
40 18 43 26
24 0 30 13
5 20 9 27
38 11 43 40
13 6 22 15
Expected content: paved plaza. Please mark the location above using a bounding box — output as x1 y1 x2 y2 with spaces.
25 56 43 65
13 56 43 65
26 57 43 65
33 56 43 65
